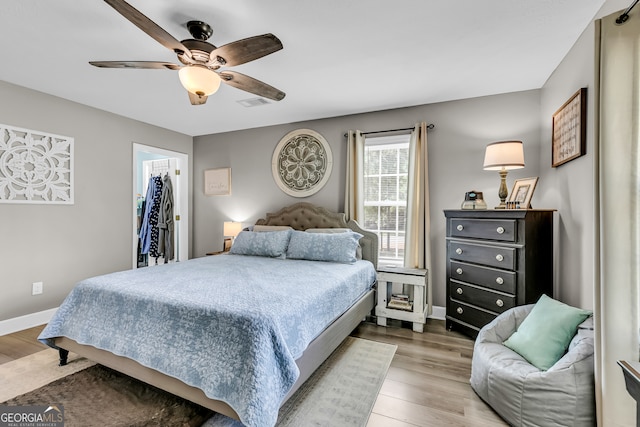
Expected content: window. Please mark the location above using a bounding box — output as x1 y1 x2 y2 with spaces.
363 134 410 265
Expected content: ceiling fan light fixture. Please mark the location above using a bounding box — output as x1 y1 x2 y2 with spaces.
178 65 221 97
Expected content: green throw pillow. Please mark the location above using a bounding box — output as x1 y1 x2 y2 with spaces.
503 294 592 371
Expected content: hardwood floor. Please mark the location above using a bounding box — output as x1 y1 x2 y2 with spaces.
353 320 507 427
0 320 507 426
0 324 47 364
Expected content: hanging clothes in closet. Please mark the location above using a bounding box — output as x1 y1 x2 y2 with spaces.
139 175 163 258
158 173 174 262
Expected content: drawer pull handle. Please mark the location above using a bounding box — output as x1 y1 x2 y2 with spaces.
456 224 464 231
496 277 504 285
496 299 504 307
456 287 463 295
456 248 463 255
496 226 505 234
495 254 504 262
456 307 464 314
456 267 463 275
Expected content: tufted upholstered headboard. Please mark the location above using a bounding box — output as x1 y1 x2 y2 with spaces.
255 202 379 269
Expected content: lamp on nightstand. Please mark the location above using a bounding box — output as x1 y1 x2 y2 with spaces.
483 141 525 209
223 221 242 251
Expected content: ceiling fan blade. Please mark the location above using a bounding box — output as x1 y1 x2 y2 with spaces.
103 0 192 58
211 34 283 67
188 91 208 105
219 71 285 101
90 61 181 70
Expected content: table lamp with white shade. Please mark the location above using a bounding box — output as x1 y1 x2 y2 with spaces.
483 141 525 209
223 221 243 251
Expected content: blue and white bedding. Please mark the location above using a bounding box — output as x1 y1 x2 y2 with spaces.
39 254 376 427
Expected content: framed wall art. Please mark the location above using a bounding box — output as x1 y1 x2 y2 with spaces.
0 124 74 204
508 177 538 209
204 167 231 196
272 129 333 197
552 88 587 167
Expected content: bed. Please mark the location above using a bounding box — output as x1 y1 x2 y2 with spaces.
38 202 378 427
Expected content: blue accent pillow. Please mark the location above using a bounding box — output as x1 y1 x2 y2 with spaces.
503 294 592 370
229 230 291 258
286 230 363 264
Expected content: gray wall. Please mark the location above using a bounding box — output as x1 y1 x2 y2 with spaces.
6 0 626 322
194 0 631 311
193 89 543 308
539 24 596 310
0 81 193 321
538 0 628 309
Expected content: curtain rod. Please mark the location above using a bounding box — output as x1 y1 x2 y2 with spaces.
617 0 639 24
343 124 434 138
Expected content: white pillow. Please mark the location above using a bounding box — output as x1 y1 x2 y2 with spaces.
305 228 352 234
253 225 293 232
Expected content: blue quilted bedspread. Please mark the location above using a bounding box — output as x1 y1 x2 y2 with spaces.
39 254 376 427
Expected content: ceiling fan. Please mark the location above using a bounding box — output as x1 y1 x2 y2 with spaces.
90 0 286 105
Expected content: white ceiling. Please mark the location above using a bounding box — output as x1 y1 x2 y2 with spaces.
0 0 606 137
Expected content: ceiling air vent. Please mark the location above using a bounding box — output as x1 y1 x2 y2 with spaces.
237 97 271 107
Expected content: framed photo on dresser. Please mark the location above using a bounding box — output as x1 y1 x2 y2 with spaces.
508 177 538 209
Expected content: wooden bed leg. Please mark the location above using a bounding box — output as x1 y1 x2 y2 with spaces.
59 349 69 366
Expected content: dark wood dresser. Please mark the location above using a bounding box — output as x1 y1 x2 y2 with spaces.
444 209 554 338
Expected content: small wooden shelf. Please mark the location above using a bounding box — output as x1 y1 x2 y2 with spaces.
375 266 430 333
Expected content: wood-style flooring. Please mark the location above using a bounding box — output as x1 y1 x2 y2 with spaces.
0 324 47 364
0 320 507 426
353 320 507 426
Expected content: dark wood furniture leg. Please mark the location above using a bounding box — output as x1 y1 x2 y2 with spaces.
59 349 69 366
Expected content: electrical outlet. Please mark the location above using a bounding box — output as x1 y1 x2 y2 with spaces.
32 281 43 295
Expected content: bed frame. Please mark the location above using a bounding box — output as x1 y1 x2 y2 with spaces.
54 202 378 421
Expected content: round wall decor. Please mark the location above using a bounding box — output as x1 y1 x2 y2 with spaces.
272 129 333 197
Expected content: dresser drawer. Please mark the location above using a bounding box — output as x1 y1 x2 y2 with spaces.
449 281 515 314
448 241 516 270
449 260 516 294
450 218 516 242
446 299 496 331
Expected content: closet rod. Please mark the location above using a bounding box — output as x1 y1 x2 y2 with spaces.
617 0 639 24
343 123 434 138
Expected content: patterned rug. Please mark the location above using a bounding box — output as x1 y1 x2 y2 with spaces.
1 337 396 427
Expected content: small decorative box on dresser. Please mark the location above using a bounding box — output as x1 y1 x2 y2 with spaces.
444 209 554 338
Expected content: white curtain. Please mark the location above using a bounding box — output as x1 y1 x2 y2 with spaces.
404 122 432 314
344 130 365 222
595 11 640 426
345 124 432 308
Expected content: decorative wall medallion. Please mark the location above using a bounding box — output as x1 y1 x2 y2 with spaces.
272 129 333 197
0 124 74 204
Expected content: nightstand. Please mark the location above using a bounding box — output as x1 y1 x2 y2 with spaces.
375 266 430 333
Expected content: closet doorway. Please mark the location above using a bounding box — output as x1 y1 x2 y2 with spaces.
132 143 189 268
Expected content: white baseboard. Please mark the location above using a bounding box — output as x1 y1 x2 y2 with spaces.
0 308 58 336
428 305 446 320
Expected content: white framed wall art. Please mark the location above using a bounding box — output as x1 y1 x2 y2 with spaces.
0 124 74 204
204 167 231 196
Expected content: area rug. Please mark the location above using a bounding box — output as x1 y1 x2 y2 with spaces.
1 337 396 427
0 348 95 403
